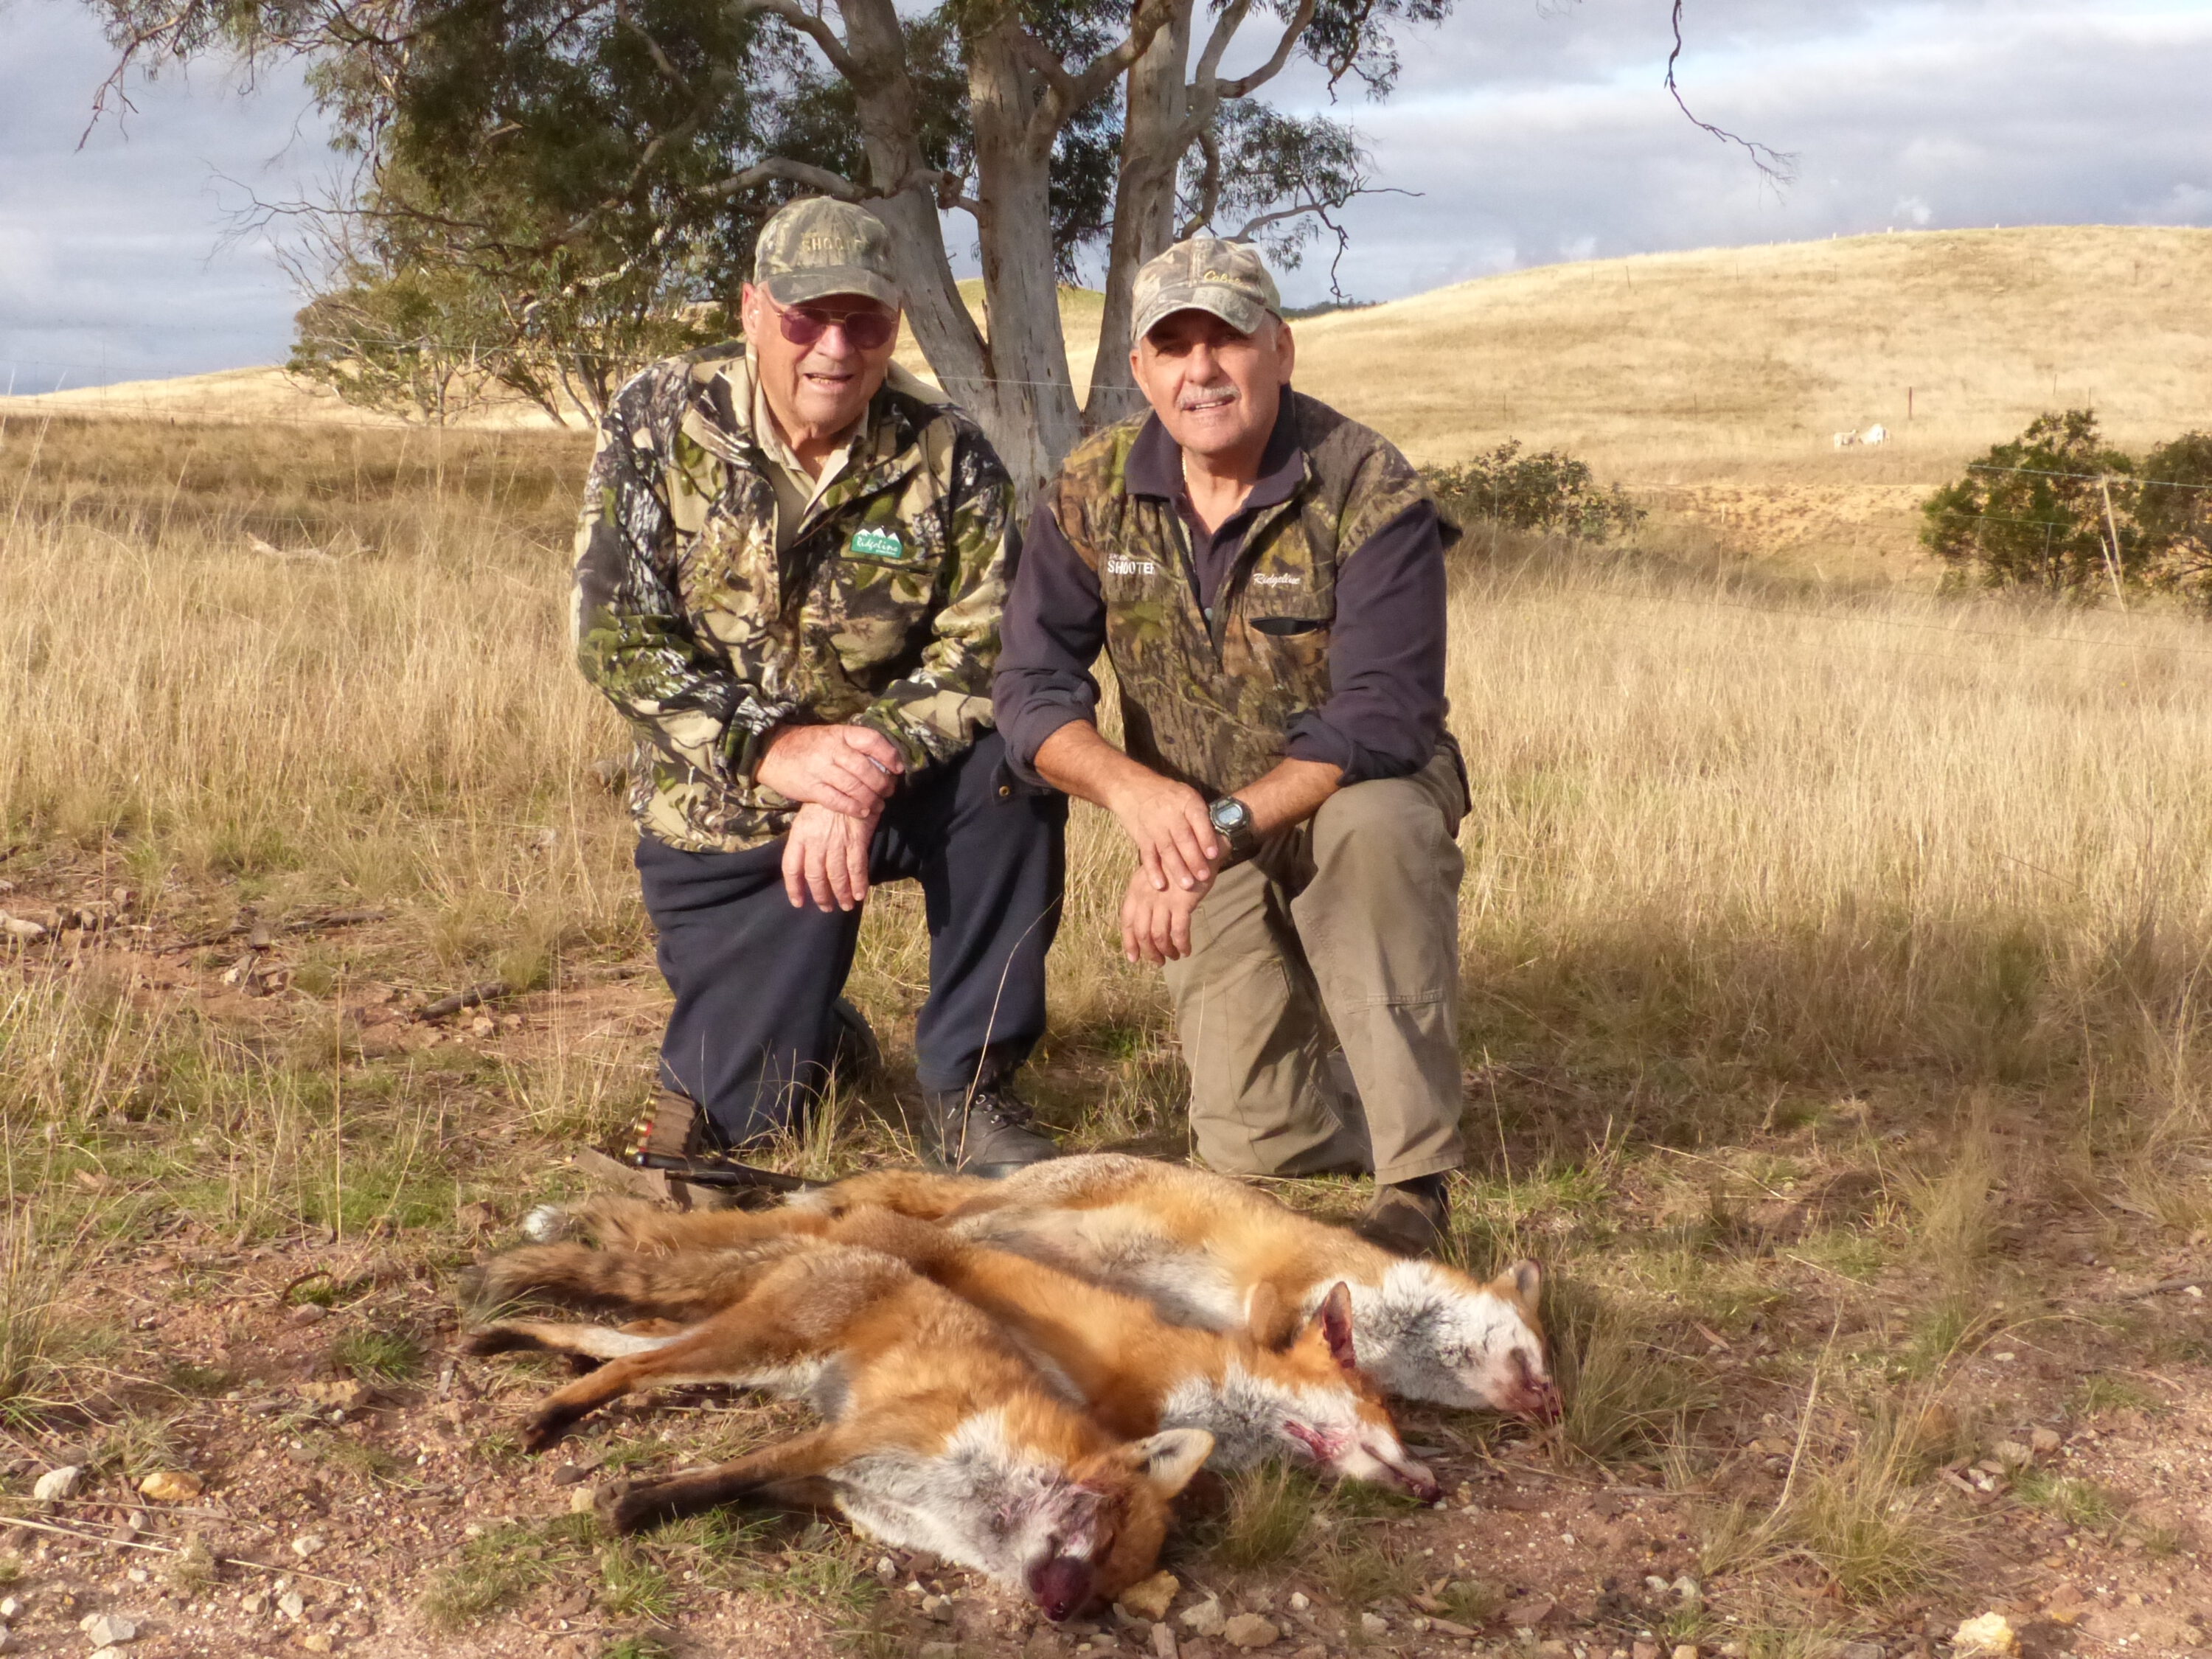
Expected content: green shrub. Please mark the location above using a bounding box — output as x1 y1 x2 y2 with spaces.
1426 441 1644 542
1921 409 2140 596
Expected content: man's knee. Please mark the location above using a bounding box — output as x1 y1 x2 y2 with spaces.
1308 773 1458 882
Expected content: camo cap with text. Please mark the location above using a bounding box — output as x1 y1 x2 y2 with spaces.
1131 236 1281 342
753 197 902 310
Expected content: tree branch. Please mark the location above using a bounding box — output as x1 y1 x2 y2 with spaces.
1060 0 1178 114
1216 0 1315 100
731 0 858 82
699 156 866 201
1664 0 1796 185
615 0 693 95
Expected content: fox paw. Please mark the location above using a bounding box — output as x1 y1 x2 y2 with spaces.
521 1204 575 1243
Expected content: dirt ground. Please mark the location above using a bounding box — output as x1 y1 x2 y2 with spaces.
2 867 2210 1659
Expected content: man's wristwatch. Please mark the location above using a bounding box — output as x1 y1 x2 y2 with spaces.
1206 795 1258 863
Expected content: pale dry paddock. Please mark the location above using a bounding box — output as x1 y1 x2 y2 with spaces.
7 417 2212 1646
7 414 2212 1127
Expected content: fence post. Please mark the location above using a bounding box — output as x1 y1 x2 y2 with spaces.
2098 476 2127 609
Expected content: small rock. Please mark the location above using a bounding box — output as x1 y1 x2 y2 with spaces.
1631 1646 1660 1659
1952 1613 2019 1657
82 1613 138 1644
1430 1617 1476 1638
454 1200 499 1234
1837 1644 1884 1659
138 1470 204 1503
1222 1615 1279 1649
291 1534 327 1559
1116 1572 1179 1623
1671 1574 1703 1604
1644 1575 1671 1593
278 1591 306 1621
300 1635 335 1655
1180 1597 1225 1637
1500 1596 1556 1628
32 1465 81 1502
549 1463 595 1486
1991 1440 2031 1467
1360 1613 1390 1635
1285 1592 1308 1613
2030 1426 2063 1455
288 1305 328 1326
1152 1625 1179 1659
1670 1646 1699 1659
568 1484 598 1514
874 1555 897 1584
922 1593 955 1621
0 1597 21 1620
919 1646 956 1659
296 1380 365 1411
91 1649 127 1659
0 914 49 942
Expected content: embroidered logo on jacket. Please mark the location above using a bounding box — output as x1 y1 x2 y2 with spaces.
1105 556 1159 577
848 526 908 560
1251 571 1303 586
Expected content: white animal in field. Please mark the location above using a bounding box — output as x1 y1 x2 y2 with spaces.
1860 424 1888 446
1832 431 1857 448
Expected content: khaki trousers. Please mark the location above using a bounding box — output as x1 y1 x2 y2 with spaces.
1164 751 1467 1186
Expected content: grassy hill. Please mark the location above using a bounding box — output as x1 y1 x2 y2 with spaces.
10 226 2210 566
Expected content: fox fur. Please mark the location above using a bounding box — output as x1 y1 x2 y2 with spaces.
481 1206 1439 1498
465 1242 1210 1620
524 1152 1558 1416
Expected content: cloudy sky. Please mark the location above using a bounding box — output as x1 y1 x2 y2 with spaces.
4 0 2211 387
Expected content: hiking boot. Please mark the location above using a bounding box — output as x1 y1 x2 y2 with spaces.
917 1082 1060 1178
1354 1173 1453 1258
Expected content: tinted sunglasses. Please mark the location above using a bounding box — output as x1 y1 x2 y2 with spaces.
773 301 898 352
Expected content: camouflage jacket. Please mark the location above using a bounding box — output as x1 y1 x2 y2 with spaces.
1043 392 1444 799
572 347 1015 852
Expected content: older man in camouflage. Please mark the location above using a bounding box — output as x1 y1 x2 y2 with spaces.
574 196 1064 1182
995 236 1467 1255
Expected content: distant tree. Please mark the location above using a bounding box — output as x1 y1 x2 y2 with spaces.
2135 433 2212 608
1426 441 1644 542
1921 410 2143 598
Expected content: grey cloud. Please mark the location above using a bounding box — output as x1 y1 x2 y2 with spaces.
0 0 334 388
1266 1 2212 302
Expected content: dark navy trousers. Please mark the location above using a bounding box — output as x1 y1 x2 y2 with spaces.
635 731 1067 1146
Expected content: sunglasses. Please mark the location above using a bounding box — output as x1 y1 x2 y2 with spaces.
772 300 899 352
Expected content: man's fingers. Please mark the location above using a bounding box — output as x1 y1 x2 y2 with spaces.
782 841 810 909
838 822 869 909
1167 902 1193 960
838 726 905 773
824 753 897 803
811 777 882 818
1137 841 1169 894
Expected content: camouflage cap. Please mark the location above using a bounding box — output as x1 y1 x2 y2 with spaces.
753 197 902 310
1131 236 1281 342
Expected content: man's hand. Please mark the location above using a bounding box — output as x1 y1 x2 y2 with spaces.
782 801 878 912
1105 771 1220 894
1121 863 1213 964
754 723 904 817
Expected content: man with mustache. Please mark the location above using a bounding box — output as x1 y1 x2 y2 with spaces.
995 237 1467 1256
573 196 1065 1186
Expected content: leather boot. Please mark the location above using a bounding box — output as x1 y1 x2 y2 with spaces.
1354 1172 1453 1258
916 1080 1060 1178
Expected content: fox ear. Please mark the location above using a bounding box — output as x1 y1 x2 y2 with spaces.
1121 1428 1214 1498
1489 1259 1542 1315
1298 1281 1358 1372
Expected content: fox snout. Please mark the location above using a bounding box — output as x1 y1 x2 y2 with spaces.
1027 1554 1094 1621
1491 1347 1561 1422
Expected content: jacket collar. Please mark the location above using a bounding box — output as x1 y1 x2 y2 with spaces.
1126 391 1306 515
692 351 945 494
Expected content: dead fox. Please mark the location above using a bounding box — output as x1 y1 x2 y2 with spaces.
481 1206 1440 1499
526 1153 1557 1416
465 1242 1211 1620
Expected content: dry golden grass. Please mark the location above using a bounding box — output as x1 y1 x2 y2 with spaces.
8 270 2212 1643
